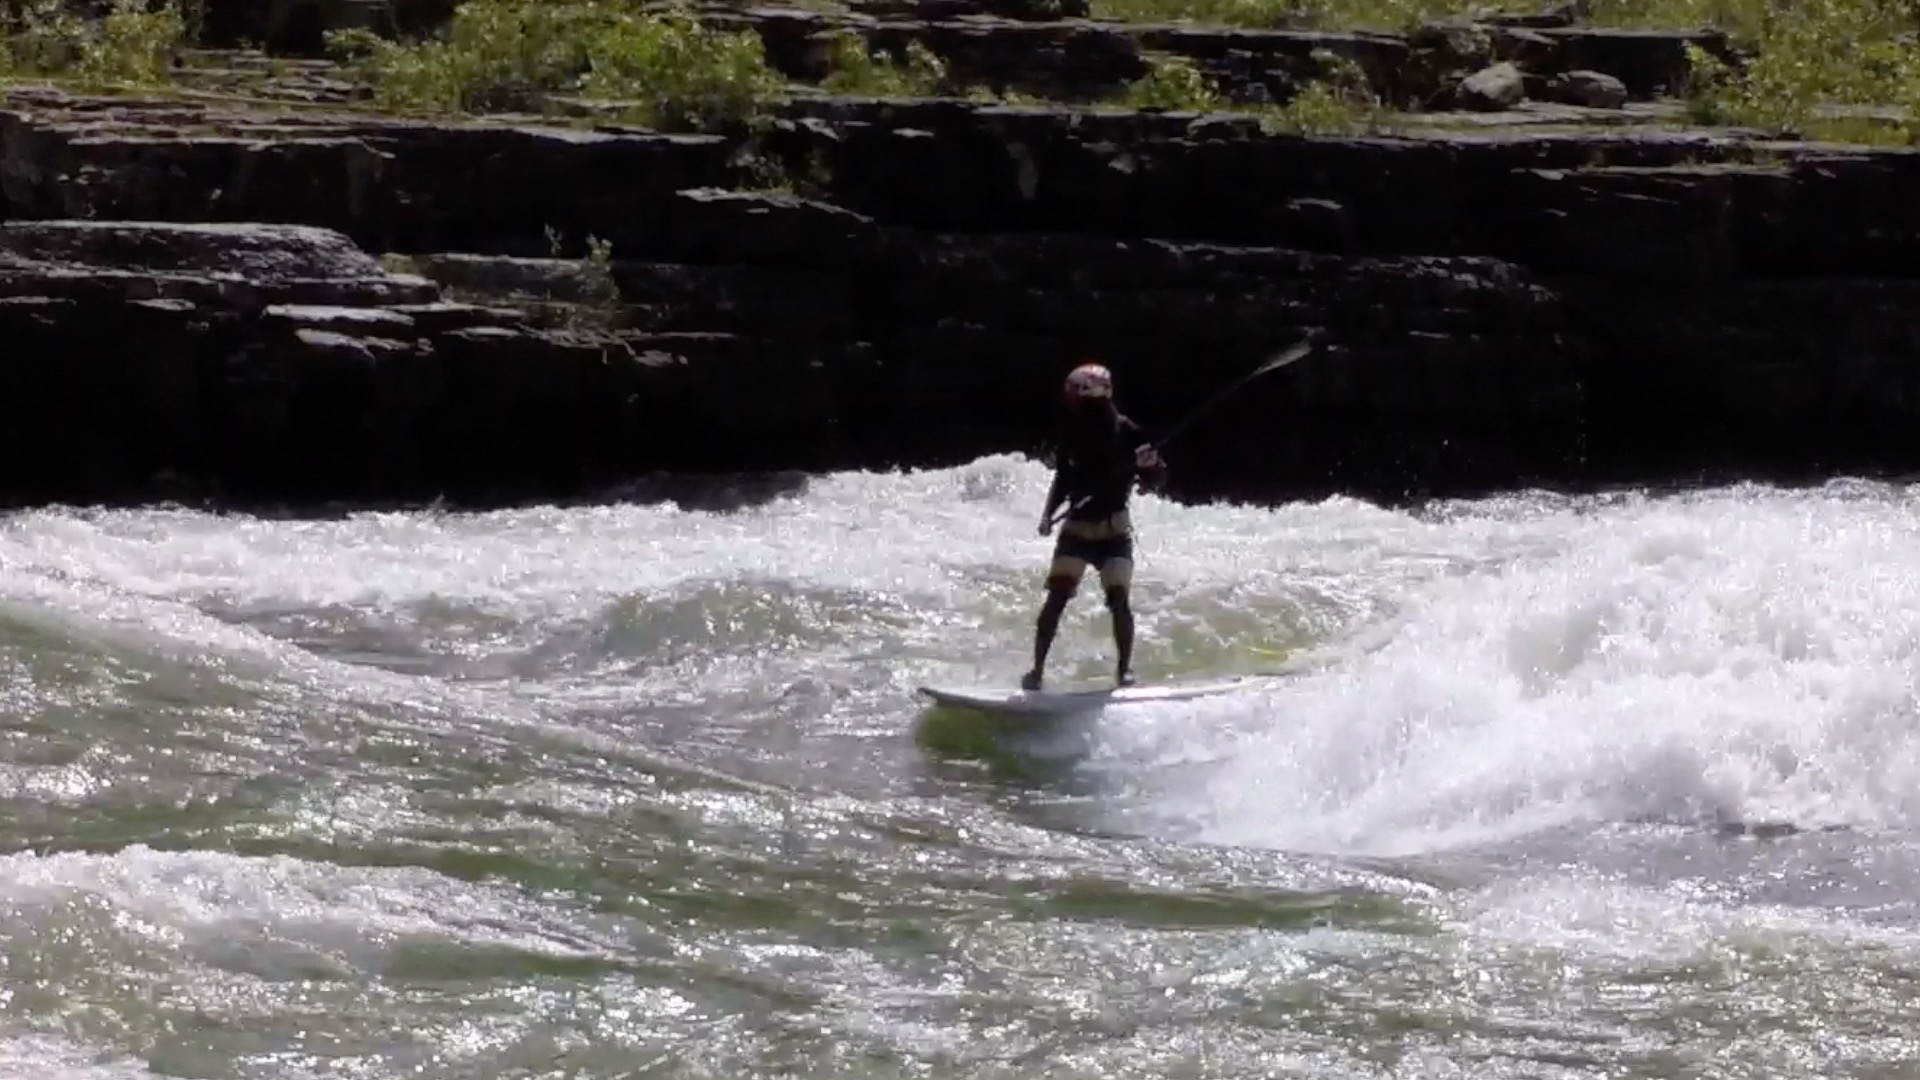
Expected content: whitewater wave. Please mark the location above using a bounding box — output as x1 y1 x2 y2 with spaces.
1122 483 1920 856
8 463 1920 864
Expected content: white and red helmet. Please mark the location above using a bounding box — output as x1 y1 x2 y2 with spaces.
1064 361 1113 401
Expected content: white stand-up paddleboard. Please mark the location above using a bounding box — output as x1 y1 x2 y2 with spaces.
915 677 1251 717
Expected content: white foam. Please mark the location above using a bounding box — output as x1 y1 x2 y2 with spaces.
1132 483 1920 856
9 467 1920 861
0 1036 157 1080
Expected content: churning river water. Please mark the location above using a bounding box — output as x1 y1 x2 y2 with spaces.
4 453 1920 1079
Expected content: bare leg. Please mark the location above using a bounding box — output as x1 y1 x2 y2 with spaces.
1023 580 1075 691
1105 585 1134 685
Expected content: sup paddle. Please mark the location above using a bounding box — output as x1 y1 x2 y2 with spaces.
1045 336 1320 529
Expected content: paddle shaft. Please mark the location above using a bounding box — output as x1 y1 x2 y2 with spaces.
1044 338 1318 529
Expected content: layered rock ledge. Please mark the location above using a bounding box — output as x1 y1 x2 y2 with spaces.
4 74 1920 510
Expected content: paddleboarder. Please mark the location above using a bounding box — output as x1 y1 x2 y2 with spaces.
1022 361 1166 692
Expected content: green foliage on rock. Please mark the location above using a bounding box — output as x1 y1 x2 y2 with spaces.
0 0 188 87
1094 0 1920 145
1122 54 1222 109
3 0 1916 148
1679 0 1920 144
1120 51 1380 133
819 32 948 97
323 0 786 131
1260 51 1382 133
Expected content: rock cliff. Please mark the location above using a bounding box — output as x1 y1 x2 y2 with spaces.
3 8 1919 511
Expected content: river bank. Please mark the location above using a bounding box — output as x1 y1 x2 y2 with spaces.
3 1 1918 510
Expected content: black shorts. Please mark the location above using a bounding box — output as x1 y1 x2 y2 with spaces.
1047 530 1134 589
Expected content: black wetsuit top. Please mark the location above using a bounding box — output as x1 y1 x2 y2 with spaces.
1045 410 1160 522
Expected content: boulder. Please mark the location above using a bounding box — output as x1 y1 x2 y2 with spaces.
1457 62 1528 111
1549 69 1629 109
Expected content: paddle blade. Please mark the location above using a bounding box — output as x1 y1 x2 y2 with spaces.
1151 338 1319 451
1253 339 1315 376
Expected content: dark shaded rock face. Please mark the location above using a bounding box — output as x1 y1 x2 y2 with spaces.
0 218 906 507
198 0 459 54
3 87 1920 512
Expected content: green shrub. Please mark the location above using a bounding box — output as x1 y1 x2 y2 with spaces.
1118 50 1379 132
1681 0 1920 143
819 31 947 96
1091 0 1918 145
0 0 187 86
324 0 785 130
1122 54 1221 109
1260 51 1381 133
